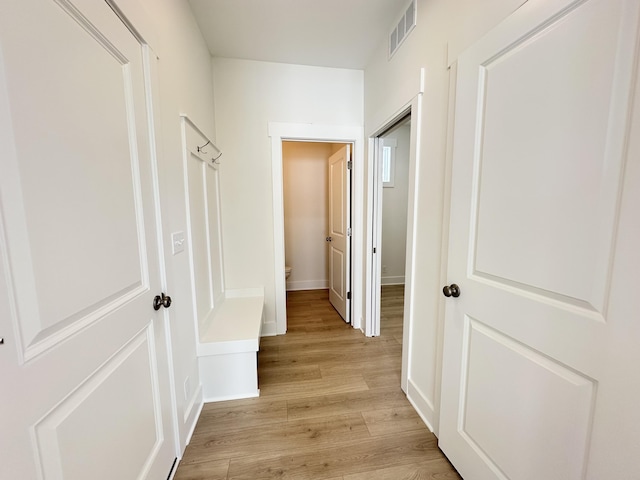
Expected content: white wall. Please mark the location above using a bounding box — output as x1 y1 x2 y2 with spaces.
212 58 363 334
283 142 332 291
381 124 410 285
135 0 217 452
363 0 527 433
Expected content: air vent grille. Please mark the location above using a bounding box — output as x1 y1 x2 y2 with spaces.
389 0 417 59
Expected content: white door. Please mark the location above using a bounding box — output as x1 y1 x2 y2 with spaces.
439 0 640 479
371 137 384 336
328 145 351 322
0 0 176 478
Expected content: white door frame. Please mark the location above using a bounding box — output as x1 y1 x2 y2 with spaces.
370 135 383 337
269 123 364 335
111 0 185 460
111 0 185 457
140 46 182 458
365 82 423 393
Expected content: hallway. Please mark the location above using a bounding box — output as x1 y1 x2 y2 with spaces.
175 287 460 479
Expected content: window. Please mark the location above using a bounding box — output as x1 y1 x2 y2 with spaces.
381 139 397 187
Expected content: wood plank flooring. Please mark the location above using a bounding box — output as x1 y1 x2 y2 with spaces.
175 286 461 480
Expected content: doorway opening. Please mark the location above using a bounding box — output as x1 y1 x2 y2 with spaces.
366 101 420 393
282 141 352 323
370 111 412 333
268 123 365 336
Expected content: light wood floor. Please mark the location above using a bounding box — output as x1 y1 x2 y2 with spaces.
175 286 461 479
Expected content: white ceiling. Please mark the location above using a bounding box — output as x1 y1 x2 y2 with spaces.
187 0 409 70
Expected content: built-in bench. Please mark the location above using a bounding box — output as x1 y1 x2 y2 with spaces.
197 289 264 402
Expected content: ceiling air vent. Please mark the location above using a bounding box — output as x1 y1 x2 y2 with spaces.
389 0 417 59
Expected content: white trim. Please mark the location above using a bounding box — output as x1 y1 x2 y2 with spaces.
201 391 260 403
373 137 383 336
365 137 376 339
183 385 203 448
107 0 159 54
365 72 423 396
269 123 364 335
430 60 458 438
407 378 436 433
141 45 183 458
401 93 423 394
286 280 329 291
381 276 405 285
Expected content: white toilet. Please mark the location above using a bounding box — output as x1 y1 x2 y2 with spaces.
285 265 292 280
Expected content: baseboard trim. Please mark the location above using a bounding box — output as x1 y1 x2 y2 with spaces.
261 320 277 336
184 386 203 447
381 276 405 285
406 378 436 434
202 390 260 403
286 280 328 291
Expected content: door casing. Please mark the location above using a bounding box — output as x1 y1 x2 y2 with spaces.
269 123 364 335
365 86 423 399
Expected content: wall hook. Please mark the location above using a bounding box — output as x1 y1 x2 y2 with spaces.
197 140 211 153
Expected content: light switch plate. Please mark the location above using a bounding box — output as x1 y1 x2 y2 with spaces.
171 231 185 255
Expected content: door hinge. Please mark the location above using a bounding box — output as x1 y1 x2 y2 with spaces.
347 292 351 300
347 227 352 237
347 160 353 170
373 247 377 253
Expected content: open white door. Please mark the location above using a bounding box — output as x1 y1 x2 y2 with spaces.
0 0 176 478
440 0 640 478
328 145 351 322
370 137 384 337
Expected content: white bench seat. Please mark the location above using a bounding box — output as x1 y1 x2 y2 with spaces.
197 290 264 402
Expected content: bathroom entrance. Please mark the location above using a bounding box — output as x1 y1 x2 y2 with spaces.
269 122 363 336
282 141 352 322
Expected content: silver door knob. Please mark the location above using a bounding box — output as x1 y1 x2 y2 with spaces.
442 284 460 298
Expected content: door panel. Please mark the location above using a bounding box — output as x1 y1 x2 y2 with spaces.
0 0 175 478
331 248 345 298
328 145 350 321
440 0 640 478
3 0 147 361
34 329 163 479
472 0 624 313
460 318 595 480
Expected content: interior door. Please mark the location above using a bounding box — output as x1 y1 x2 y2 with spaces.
371 137 384 337
328 145 351 322
439 0 640 479
0 0 176 478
